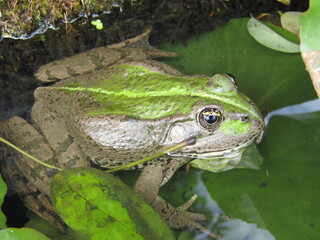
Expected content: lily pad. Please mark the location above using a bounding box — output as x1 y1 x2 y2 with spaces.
300 0 320 52
51 167 174 240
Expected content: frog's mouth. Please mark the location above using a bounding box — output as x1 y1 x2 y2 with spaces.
168 139 251 160
167 133 263 172
169 132 259 159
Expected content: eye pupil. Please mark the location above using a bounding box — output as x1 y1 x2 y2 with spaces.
204 114 217 124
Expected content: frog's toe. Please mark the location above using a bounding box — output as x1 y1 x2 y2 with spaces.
176 194 198 211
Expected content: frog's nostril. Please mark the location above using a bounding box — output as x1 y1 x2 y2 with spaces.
241 116 249 122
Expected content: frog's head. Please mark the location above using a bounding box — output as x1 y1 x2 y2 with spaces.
161 74 265 172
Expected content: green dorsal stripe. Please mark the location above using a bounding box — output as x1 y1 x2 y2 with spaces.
55 86 258 117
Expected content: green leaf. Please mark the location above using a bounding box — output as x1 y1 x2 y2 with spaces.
0 227 52 240
0 175 7 228
300 0 320 52
91 20 103 30
247 17 300 53
51 168 174 240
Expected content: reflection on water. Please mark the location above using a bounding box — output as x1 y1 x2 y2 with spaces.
192 171 275 240
265 98 320 125
218 220 275 240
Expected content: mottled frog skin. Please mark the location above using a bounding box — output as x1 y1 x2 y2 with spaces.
0 30 264 232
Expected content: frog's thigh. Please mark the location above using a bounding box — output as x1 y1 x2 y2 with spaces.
31 104 89 168
0 116 57 196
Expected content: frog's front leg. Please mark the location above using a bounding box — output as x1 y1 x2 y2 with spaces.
133 161 206 230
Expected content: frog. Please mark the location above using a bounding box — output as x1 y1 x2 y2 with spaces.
0 29 264 233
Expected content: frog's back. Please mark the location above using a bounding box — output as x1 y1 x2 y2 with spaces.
36 61 257 121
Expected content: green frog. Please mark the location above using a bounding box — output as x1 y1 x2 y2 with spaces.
0 30 264 233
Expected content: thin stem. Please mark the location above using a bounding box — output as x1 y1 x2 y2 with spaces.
106 138 196 173
0 136 62 171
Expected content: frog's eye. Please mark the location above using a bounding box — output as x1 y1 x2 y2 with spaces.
197 108 223 131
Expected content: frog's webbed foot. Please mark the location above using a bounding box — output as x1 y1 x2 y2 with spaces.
150 195 220 238
149 194 206 228
134 164 211 234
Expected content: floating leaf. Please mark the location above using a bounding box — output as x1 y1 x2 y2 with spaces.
247 17 300 53
91 20 104 30
300 0 320 97
51 168 174 240
300 0 320 52
0 228 52 240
